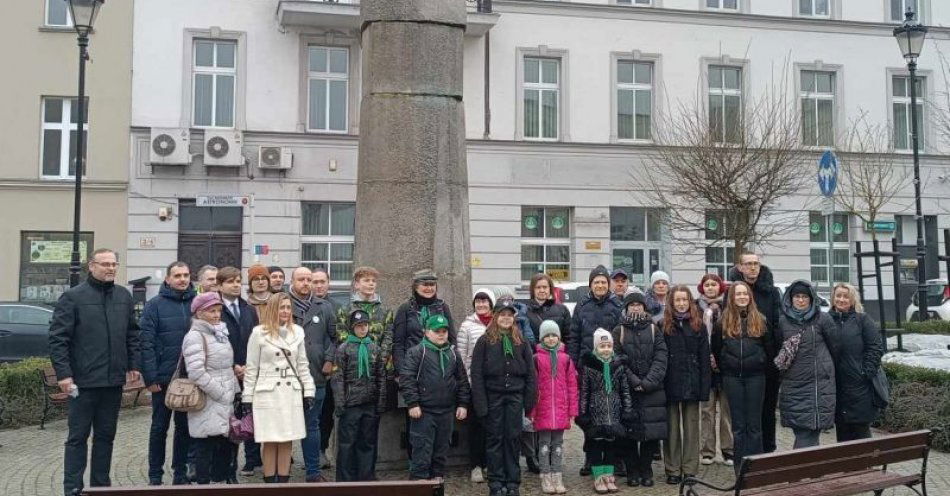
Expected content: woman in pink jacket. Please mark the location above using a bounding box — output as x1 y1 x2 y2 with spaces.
529 320 578 494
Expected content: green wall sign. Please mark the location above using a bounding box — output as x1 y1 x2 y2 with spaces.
864 220 896 232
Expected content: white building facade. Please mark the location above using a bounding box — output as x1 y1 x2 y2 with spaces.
128 0 950 311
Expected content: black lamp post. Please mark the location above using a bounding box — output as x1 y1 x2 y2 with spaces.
65 0 104 287
893 8 929 321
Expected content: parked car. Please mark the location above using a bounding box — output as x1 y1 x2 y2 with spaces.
0 302 53 362
774 283 831 312
554 282 589 315
905 279 950 322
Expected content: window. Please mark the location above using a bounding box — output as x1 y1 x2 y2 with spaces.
808 211 850 285
799 0 829 16
308 46 348 132
521 207 571 281
617 61 653 141
193 40 236 128
617 0 652 5
19 231 93 304
708 66 742 143
890 0 918 22
301 203 355 282
892 75 925 151
523 57 559 140
705 210 745 277
706 0 738 9
41 97 88 179
45 0 71 26
800 70 836 147
610 207 666 286
610 207 663 242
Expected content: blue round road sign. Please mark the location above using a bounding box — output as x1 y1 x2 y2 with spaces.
817 150 838 197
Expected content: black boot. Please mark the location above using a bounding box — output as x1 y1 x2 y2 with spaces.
276 475 291 483
263 476 277 483
579 459 591 477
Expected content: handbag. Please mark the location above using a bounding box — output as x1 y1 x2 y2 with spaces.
228 411 254 443
871 365 890 408
165 334 208 413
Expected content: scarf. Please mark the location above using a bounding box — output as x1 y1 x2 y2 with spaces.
191 319 229 343
787 305 817 324
501 330 514 357
346 334 373 378
413 292 438 328
594 352 613 394
422 337 450 377
290 290 312 317
674 310 691 321
477 312 492 326
247 292 271 307
541 342 559 377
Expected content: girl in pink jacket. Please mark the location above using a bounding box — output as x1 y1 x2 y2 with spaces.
529 320 579 494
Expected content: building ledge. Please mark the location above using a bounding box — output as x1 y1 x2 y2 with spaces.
0 178 127 192
277 0 498 36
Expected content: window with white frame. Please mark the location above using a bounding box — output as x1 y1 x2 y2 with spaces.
193 40 236 128
523 57 559 140
45 0 71 26
41 97 88 179
704 210 742 277
799 0 829 16
617 60 653 141
308 46 348 133
892 75 925 151
706 0 738 9
890 0 919 22
801 70 836 147
708 65 742 143
521 207 571 282
610 207 666 287
809 211 850 284
301 202 355 283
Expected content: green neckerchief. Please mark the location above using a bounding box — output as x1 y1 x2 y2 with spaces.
594 352 613 395
422 337 450 377
346 334 373 378
417 305 431 329
501 331 514 357
541 342 559 377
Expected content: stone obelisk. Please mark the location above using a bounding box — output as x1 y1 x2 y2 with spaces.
356 0 472 468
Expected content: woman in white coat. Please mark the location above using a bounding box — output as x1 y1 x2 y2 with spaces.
242 293 316 483
182 291 239 484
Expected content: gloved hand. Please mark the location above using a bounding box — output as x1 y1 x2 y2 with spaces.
241 402 253 417
303 397 315 412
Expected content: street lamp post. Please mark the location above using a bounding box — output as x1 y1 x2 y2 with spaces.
893 9 929 321
65 0 104 287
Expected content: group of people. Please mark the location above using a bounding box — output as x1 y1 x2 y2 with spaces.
48 248 885 496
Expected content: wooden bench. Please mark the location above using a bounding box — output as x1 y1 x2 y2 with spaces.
680 429 934 496
38 366 146 429
83 480 443 496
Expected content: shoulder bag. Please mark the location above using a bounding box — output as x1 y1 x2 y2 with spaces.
165 333 208 413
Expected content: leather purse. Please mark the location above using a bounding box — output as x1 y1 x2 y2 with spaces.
165 334 208 413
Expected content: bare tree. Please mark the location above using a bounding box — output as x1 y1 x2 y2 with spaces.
933 46 950 148
836 111 911 240
632 64 809 262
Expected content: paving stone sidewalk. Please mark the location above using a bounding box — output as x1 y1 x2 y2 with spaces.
1 406 946 495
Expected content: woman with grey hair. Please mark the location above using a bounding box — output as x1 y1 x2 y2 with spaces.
825 283 884 442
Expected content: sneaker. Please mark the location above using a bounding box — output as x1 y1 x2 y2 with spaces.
306 474 328 483
641 477 655 487
606 475 619 493
666 475 682 485
700 456 714 465
724 458 734 466
594 476 609 494
471 466 485 483
239 465 256 476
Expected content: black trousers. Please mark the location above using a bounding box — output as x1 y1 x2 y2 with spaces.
193 435 233 484
835 422 871 442
761 371 780 453
336 404 380 482
621 439 659 479
586 438 619 473
521 431 538 465
723 374 765 473
468 414 487 469
409 409 455 479
63 386 123 496
484 393 524 490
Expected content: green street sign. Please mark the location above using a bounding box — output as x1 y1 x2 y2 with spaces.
864 220 896 232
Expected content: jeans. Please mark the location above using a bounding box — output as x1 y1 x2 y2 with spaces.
148 388 192 482
409 409 455 479
63 386 123 496
621 439 658 480
484 393 524 491
336 403 380 482
762 372 780 453
723 374 765 473
321 386 335 453
537 430 565 474
301 387 327 476
193 436 233 484
792 428 821 449
835 422 871 442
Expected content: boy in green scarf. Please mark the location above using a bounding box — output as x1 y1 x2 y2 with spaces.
331 309 386 481
400 314 471 482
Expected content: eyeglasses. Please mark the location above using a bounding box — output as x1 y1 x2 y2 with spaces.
92 261 120 268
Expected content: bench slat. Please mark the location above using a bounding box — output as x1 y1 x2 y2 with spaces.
83 480 442 496
744 470 920 496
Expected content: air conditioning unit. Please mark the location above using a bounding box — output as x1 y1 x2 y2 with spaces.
203 130 245 167
149 128 191 165
258 146 293 170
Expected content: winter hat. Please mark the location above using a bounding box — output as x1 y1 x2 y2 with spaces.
539 320 561 340
493 285 516 303
493 300 517 315
413 269 438 283
593 327 613 346
248 264 269 281
650 270 670 286
610 268 629 280
789 285 811 299
698 273 726 297
622 292 647 310
349 309 370 328
472 287 496 308
589 265 610 285
191 291 222 315
425 314 450 331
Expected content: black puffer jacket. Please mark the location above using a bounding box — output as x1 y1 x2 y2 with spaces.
578 353 634 440
711 312 771 378
470 332 537 417
728 265 782 372
826 309 884 425
49 276 140 388
392 296 455 373
663 317 712 403
331 338 387 412
526 299 572 347
776 280 836 431
138 283 196 386
612 313 668 441
569 293 622 364
400 342 471 413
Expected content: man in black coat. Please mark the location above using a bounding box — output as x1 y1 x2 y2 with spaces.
728 252 782 453
49 248 141 496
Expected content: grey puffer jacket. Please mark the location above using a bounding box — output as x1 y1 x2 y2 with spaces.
776 280 836 431
182 320 238 438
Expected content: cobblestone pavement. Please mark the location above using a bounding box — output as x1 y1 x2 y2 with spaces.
1 406 946 496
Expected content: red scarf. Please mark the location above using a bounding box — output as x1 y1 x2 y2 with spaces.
477 312 492 326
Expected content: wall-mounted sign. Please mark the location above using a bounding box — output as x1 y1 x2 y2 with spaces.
196 195 249 207
585 241 602 251
140 236 156 249
864 220 897 232
524 216 539 230
30 240 88 264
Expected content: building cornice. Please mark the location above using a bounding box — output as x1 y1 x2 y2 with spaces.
493 0 950 38
0 179 128 192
